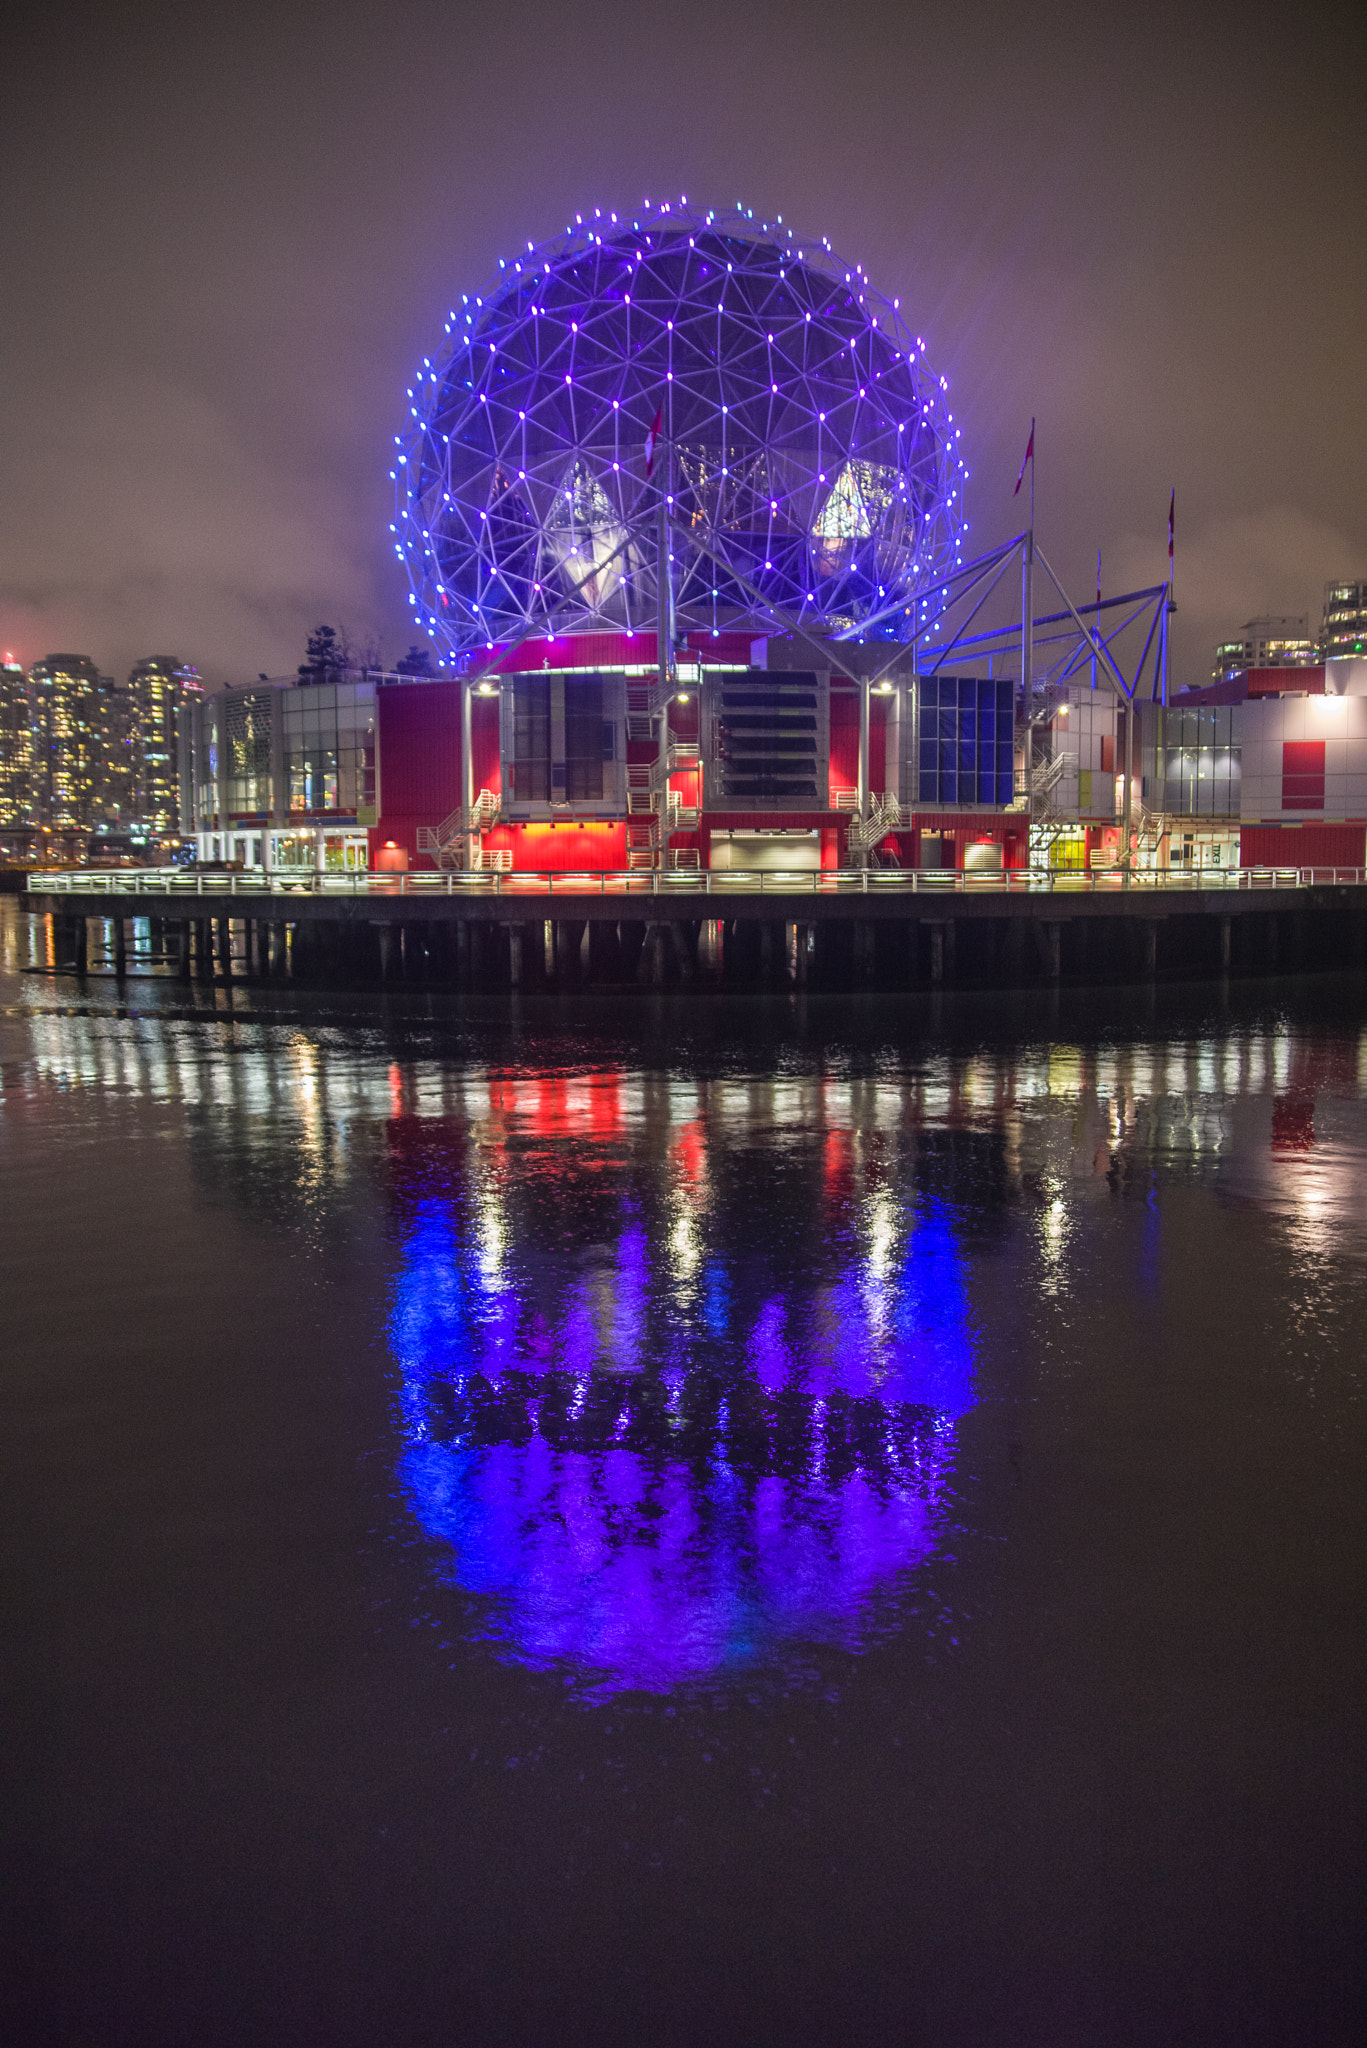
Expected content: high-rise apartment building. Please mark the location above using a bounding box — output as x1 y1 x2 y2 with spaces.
1322 581 1367 660
0 660 33 844
27 654 106 836
1212 616 1318 683
129 657 201 832
94 671 139 830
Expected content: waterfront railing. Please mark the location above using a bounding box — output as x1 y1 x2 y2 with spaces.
25 866 1367 899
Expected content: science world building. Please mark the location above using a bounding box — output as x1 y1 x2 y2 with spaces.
178 199 1367 882
366 198 1032 878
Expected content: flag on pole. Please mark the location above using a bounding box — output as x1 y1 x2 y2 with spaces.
1014 420 1035 496
644 404 663 478
1168 490 1175 560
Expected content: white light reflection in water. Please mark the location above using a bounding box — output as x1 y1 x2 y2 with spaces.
12 964 1367 1693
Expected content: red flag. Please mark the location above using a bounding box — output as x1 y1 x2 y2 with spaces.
1013 420 1035 496
1168 490 1175 559
644 405 663 478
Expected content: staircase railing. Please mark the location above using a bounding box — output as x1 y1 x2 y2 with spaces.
415 788 501 866
845 791 902 854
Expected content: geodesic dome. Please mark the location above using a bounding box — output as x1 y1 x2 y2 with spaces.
391 200 967 663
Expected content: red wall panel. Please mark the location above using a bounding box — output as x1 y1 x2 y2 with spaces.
484 821 628 872
372 680 465 866
486 629 758 674
470 698 501 796
829 693 860 795
1249 667 1324 696
1241 823 1364 867
1281 740 1326 811
375 681 463 816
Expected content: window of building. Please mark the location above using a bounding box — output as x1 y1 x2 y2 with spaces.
916 675 1013 806
564 677 605 802
509 678 551 802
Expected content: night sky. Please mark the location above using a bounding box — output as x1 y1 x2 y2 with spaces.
2 0 1363 687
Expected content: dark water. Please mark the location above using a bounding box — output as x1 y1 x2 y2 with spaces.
2 903 1365 2046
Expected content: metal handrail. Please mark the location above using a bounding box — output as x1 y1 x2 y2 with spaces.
23 865 1367 900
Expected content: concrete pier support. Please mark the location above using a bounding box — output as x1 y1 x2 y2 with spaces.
553 919 585 983
927 921 955 986
1041 921 1062 983
217 916 232 981
852 920 875 985
377 925 397 983
1220 916 1232 971
112 917 127 978
195 919 213 981
72 916 88 976
637 922 669 986
506 923 523 987
270 921 288 979
176 921 192 980
585 920 620 982
1142 920 1159 979
669 921 696 983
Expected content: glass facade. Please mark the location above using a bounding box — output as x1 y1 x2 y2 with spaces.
504 673 617 810
283 683 375 817
185 680 378 831
224 689 274 815
915 675 1014 806
508 678 551 803
1158 706 1241 817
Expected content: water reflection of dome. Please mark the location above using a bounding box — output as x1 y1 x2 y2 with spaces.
391 1197 975 1694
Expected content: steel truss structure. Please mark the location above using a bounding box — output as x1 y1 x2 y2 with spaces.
393 200 966 661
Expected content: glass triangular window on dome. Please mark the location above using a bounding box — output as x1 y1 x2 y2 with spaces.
546 459 630 613
812 460 873 578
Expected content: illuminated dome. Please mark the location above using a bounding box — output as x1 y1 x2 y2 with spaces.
392 199 967 661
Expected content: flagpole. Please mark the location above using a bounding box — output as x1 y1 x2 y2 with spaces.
1020 419 1035 719
1168 489 1176 617
655 382 676 865
1164 490 1175 710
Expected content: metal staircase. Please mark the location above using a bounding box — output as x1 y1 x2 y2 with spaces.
845 791 902 855
414 788 501 869
1027 751 1071 861
625 677 671 743
625 819 658 870
1134 805 1169 864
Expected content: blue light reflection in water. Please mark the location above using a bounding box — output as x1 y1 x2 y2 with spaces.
390 1099 977 1694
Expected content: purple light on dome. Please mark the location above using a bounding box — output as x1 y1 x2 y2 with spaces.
391 202 965 655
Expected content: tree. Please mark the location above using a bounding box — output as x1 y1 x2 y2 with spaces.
298 624 346 684
395 644 433 678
